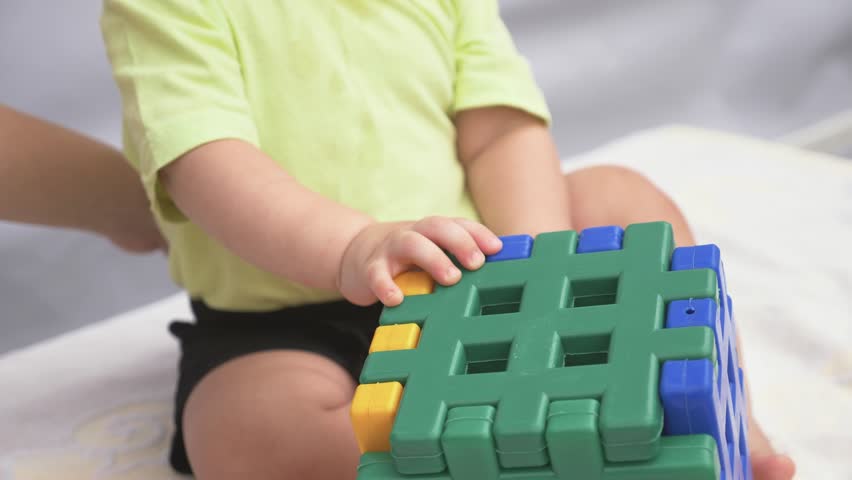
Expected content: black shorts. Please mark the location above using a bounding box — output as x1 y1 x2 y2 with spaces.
167 299 383 474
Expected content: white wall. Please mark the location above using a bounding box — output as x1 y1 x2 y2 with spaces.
502 0 852 155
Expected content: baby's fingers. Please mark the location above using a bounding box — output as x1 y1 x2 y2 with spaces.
388 230 461 285
411 217 488 271
453 218 502 256
365 258 404 307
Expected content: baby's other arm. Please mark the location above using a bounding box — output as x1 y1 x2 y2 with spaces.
456 106 571 237
0 105 164 252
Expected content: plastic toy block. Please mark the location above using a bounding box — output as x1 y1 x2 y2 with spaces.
486 234 533 262
546 399 604 478
577 225 625 253
353 222 751 479
357 436 720 479
441 406 500 478
351 382 404 453
394 272 435 296
369 324 421 354
660 244 751 480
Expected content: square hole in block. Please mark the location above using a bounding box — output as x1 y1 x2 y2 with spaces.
457 341 512 374
561 333 612 367
717 356 724 392
729 377 738 412
469 285 524 316
727 345 738 384
725 407 735 447
567 276 619 308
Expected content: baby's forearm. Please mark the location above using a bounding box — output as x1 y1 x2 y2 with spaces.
160 139 373 290
0 105 156 240
458 108 571 236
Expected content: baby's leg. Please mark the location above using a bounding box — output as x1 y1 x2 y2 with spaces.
182 350 360 480
563 165 794 480
564 165 696 246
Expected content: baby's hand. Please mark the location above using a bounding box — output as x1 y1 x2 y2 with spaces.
337 217 502 306
748 419 796 480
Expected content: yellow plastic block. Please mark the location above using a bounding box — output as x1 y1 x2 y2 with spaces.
394 271 435 296
351 382 404 453
369 323 422 354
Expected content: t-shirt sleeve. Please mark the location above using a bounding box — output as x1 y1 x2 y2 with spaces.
452 0 551 123
101 0 259 221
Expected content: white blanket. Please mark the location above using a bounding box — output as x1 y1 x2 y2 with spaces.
2 126 850 479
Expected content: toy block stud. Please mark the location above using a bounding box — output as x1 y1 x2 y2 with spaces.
547 399 604 479
351 382 404 453
441 406 500 478
394 271 434 296
486 234 533 262
577 225 624 253
369 323 421 354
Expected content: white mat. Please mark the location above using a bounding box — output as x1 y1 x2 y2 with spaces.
3 126 851 479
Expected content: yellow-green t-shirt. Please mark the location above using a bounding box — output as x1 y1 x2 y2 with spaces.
101 0 550 311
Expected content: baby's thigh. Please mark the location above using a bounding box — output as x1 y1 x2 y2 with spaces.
183 350 361 480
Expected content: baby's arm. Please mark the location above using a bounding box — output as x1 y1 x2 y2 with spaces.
162 139 501 306
452 0 569 237
0 105 163 252
456 106 571 237
161 139 371 292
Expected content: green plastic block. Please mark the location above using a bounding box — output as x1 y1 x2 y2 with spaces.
357 222 719 479
604 436 720 480
441 406 500 478
546 399 604 478
357 436 719 479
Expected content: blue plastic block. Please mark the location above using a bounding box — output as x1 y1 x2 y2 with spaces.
671 244 721 271
577 226 624 253
665 298 716 330
660 359 721 441
486 234 533 262
662 244 751 480
670 245 727 303
666 298 724 366
672 245 730 332
736 368 751 480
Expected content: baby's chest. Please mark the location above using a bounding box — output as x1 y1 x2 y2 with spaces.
229 0 457 113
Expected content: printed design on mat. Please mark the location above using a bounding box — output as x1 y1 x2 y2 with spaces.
0 401 184 480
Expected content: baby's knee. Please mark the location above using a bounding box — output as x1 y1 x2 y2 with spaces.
183 351 361 480
572 165 654 193
188 404 356 479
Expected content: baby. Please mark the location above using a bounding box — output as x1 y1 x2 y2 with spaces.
98 1 794 479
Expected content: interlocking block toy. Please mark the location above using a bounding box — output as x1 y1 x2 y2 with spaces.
393 271 435 296
351 222 751 480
